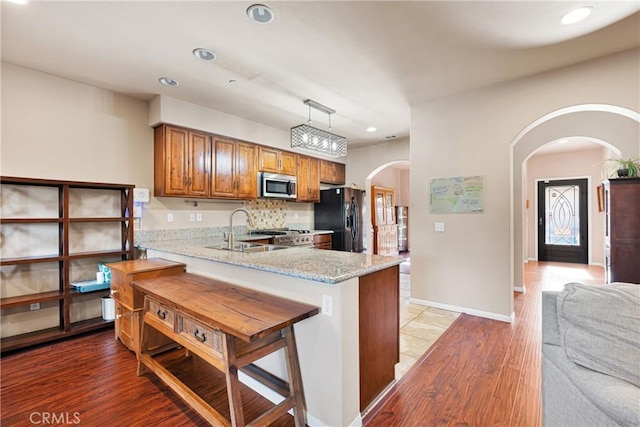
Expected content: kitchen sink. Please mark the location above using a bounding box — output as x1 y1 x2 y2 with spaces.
207 241 291 253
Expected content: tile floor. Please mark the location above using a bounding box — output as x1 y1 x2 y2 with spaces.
396 270 461 378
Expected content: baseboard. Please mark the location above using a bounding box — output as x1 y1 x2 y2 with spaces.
410 298 513 323
359 379 397 422
514 285 526 293
349 413 364 427
590 262 605 268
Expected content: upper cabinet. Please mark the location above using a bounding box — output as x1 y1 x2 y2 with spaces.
320 160 346 185
211 138 258 199
297 156 320 202
258 146 298 176
154 124 340 202
154 125 211 197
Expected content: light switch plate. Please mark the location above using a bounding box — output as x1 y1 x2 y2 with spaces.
133 188 150 203
435 222 445 232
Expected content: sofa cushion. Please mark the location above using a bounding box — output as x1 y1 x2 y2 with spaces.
557 282 640 388
544 345 640 427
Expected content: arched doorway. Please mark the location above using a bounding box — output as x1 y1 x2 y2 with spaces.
365 160 410 255
510 104 640 293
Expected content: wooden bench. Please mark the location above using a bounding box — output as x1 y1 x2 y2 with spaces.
133 272 319 427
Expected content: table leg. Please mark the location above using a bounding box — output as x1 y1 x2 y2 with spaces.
283 326 307 427
223 334 245 427
137 315 150 376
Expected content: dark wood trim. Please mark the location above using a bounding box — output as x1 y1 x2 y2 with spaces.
359 265 400 411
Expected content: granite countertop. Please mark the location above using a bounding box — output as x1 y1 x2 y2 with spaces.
137 237 402 284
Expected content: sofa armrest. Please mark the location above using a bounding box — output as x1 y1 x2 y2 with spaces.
542 291 561 346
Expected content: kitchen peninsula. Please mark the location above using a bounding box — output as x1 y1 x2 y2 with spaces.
138 237 403 427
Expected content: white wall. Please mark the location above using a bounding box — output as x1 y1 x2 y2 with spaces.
399 169 410 207
1 63 315 232
346 139 410 189
1 62 152 186
411 48 640 320
525 147 608 265
346 139 410 252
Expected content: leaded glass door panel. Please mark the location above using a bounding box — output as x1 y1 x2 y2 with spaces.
537 179 588 264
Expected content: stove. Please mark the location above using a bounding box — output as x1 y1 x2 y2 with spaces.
251 229 315 246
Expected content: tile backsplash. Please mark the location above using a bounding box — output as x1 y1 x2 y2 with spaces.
244 199 287 230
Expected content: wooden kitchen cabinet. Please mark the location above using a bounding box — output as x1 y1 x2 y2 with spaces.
373 224 399 256
297 155 320 202
0 177 135 353
371 186 396 225
313 233 332 250
359 265 399 410
258 146 298 176
320 160 346 185
604 178 640 284
154 124 211 197
107 258 185 355
211 137 258 199
371 186 398 255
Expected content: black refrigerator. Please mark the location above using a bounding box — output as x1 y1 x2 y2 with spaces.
314 187 365 252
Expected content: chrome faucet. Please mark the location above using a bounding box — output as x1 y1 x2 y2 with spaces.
228 208 255 250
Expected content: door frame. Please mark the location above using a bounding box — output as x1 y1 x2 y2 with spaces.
534 176 592 264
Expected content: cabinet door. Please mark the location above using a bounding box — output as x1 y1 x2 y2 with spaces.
297 156 320 202
115 301 136 351
188 131 210 197
235 142 257 199
307 157 320 201
297 156 310 201
385 191 395 224
211 138 236 198
279 151 298 176
320 160 346 185
258 146 279 173
157 126 188 196
372 188 386 225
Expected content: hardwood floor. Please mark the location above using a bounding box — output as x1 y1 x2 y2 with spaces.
364 261 605 427
1 334 294 426
1 261 603 426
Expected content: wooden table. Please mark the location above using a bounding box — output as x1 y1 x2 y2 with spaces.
133 273 319 427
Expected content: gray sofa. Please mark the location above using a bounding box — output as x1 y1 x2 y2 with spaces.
542 282 640 427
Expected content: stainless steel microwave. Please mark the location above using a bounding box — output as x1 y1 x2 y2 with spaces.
260 172 297 199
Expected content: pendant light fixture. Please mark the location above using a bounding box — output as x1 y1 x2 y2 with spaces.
291 99 347 157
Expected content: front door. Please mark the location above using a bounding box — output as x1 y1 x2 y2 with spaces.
537 179 588 264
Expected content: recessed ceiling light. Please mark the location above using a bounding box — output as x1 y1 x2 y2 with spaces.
192 48 216 61
158 77 179 87
366 126 377 133
560 7 593 25
247 4 274 24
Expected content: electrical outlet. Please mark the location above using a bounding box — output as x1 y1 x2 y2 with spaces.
133 205 142 218
167 213 174 223
196 213 202 222
30 303 40 311
189 213 196 222
435 222 445 232
321 295 333 317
